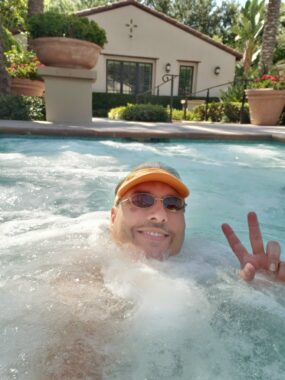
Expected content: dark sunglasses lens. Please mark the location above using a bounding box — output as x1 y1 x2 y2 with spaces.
132 193 154 208
163 196 184 211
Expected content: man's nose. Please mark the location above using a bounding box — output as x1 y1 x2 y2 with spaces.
147 200 168 223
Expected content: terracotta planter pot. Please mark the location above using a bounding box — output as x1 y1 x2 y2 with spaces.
32 37 102 69
11 78 45 96
246 88 285 126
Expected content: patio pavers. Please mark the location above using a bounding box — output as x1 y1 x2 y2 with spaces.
0 118 284 142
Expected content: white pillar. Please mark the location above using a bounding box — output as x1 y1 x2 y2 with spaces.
38 66 97 124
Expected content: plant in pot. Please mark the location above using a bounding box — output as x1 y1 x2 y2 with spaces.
245 73 285 125
5 46 45 96
27 12 107 69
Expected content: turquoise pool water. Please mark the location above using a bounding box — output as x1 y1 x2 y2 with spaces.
0 137 285 379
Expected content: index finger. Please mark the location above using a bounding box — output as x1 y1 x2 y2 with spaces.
221 223 249 265
248 212 265 255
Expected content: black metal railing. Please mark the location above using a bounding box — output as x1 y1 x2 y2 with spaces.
135 76 252 123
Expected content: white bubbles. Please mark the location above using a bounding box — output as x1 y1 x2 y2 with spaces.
1 137 285 379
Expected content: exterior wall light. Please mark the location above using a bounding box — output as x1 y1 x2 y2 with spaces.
214 66 221 75
165 63 171 73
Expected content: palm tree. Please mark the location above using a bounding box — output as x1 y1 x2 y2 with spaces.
259 0 282 72
231 0 265 75
28 0 44 17
0 15 10 95
27 0 44 49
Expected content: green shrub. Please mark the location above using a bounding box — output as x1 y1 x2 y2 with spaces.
189 104 206 121
171 109 184 120
5 46 42 80
108 106 126 120
220 82 245 102
92 92 212 117
189 101 250 123
0 95 45 120
223 102 250 123
171 108 192 121
28 12 107 47
109 103 169 122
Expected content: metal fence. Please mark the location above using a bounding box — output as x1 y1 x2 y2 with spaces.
135 74 250 123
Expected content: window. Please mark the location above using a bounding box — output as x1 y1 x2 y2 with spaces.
107 60 153 94
178 65 194 96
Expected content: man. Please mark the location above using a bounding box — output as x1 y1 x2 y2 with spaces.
110 162 285 282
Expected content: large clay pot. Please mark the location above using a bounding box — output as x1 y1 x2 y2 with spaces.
246 88 285 125
11 78 45 96
32 37 102 69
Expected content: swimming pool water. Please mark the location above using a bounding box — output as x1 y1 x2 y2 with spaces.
0 137 285 380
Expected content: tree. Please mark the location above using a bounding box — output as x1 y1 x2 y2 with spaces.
143 0 174 15
231 0 265 75
45 0 115 13
143 0 240 45
28 0 44 17
273 2 285 64
0 0 27 34
0 16 10 95
259 0 282 71
27 0 44 49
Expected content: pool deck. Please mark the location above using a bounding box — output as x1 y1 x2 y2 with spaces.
0 118 285 142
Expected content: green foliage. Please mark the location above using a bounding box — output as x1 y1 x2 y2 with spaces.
171 108 192 121
248 73 285 89
27 11 107 47
0 0 27 33
45 0 116 13
231 0 265 72
4 46 43 80
144 0 240 45
220 82 245 102
223 102 250 123
108 103 169 122
0 95 45 120
92 93 186 117
188 101 250 123
2 28 22 53
108 106 127 120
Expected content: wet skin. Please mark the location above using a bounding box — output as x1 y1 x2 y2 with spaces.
110 181 185 260
110 181 284 281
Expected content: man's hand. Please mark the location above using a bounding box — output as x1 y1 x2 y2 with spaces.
221 212 285 282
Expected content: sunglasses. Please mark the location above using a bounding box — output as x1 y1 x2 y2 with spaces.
120 192 186 212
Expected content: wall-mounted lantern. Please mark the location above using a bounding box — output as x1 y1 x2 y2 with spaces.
165 63 171 73
214 66 221 75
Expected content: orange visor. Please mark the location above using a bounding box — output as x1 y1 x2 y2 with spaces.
115 167 190 202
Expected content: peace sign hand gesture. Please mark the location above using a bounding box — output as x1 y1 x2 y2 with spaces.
222 212 285 282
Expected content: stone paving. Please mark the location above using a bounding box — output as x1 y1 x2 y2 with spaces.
0 118 285 142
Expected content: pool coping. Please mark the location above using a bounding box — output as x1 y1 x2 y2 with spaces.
0 118 285 142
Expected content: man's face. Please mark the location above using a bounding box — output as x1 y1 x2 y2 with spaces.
110 181 186 259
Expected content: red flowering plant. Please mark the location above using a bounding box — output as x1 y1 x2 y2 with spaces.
250 73 285 90
4 46 44 81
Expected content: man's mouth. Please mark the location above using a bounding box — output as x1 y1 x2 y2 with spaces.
136 228 170 241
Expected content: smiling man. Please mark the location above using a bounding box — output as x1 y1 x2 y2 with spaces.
110 162 285 282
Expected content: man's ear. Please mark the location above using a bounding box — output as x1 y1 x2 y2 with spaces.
111 206 117 224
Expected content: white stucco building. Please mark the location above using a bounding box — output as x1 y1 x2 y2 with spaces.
77 0 241 98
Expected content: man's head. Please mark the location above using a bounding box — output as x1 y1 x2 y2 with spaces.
110 162 190 259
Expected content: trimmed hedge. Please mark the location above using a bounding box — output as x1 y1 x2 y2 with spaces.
189 102 250 123
0 95 45 120
28 12 107 47
109 103 169 122
171 102 251 123
92 92 214 117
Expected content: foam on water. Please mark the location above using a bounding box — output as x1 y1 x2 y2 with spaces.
1 137 285 379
